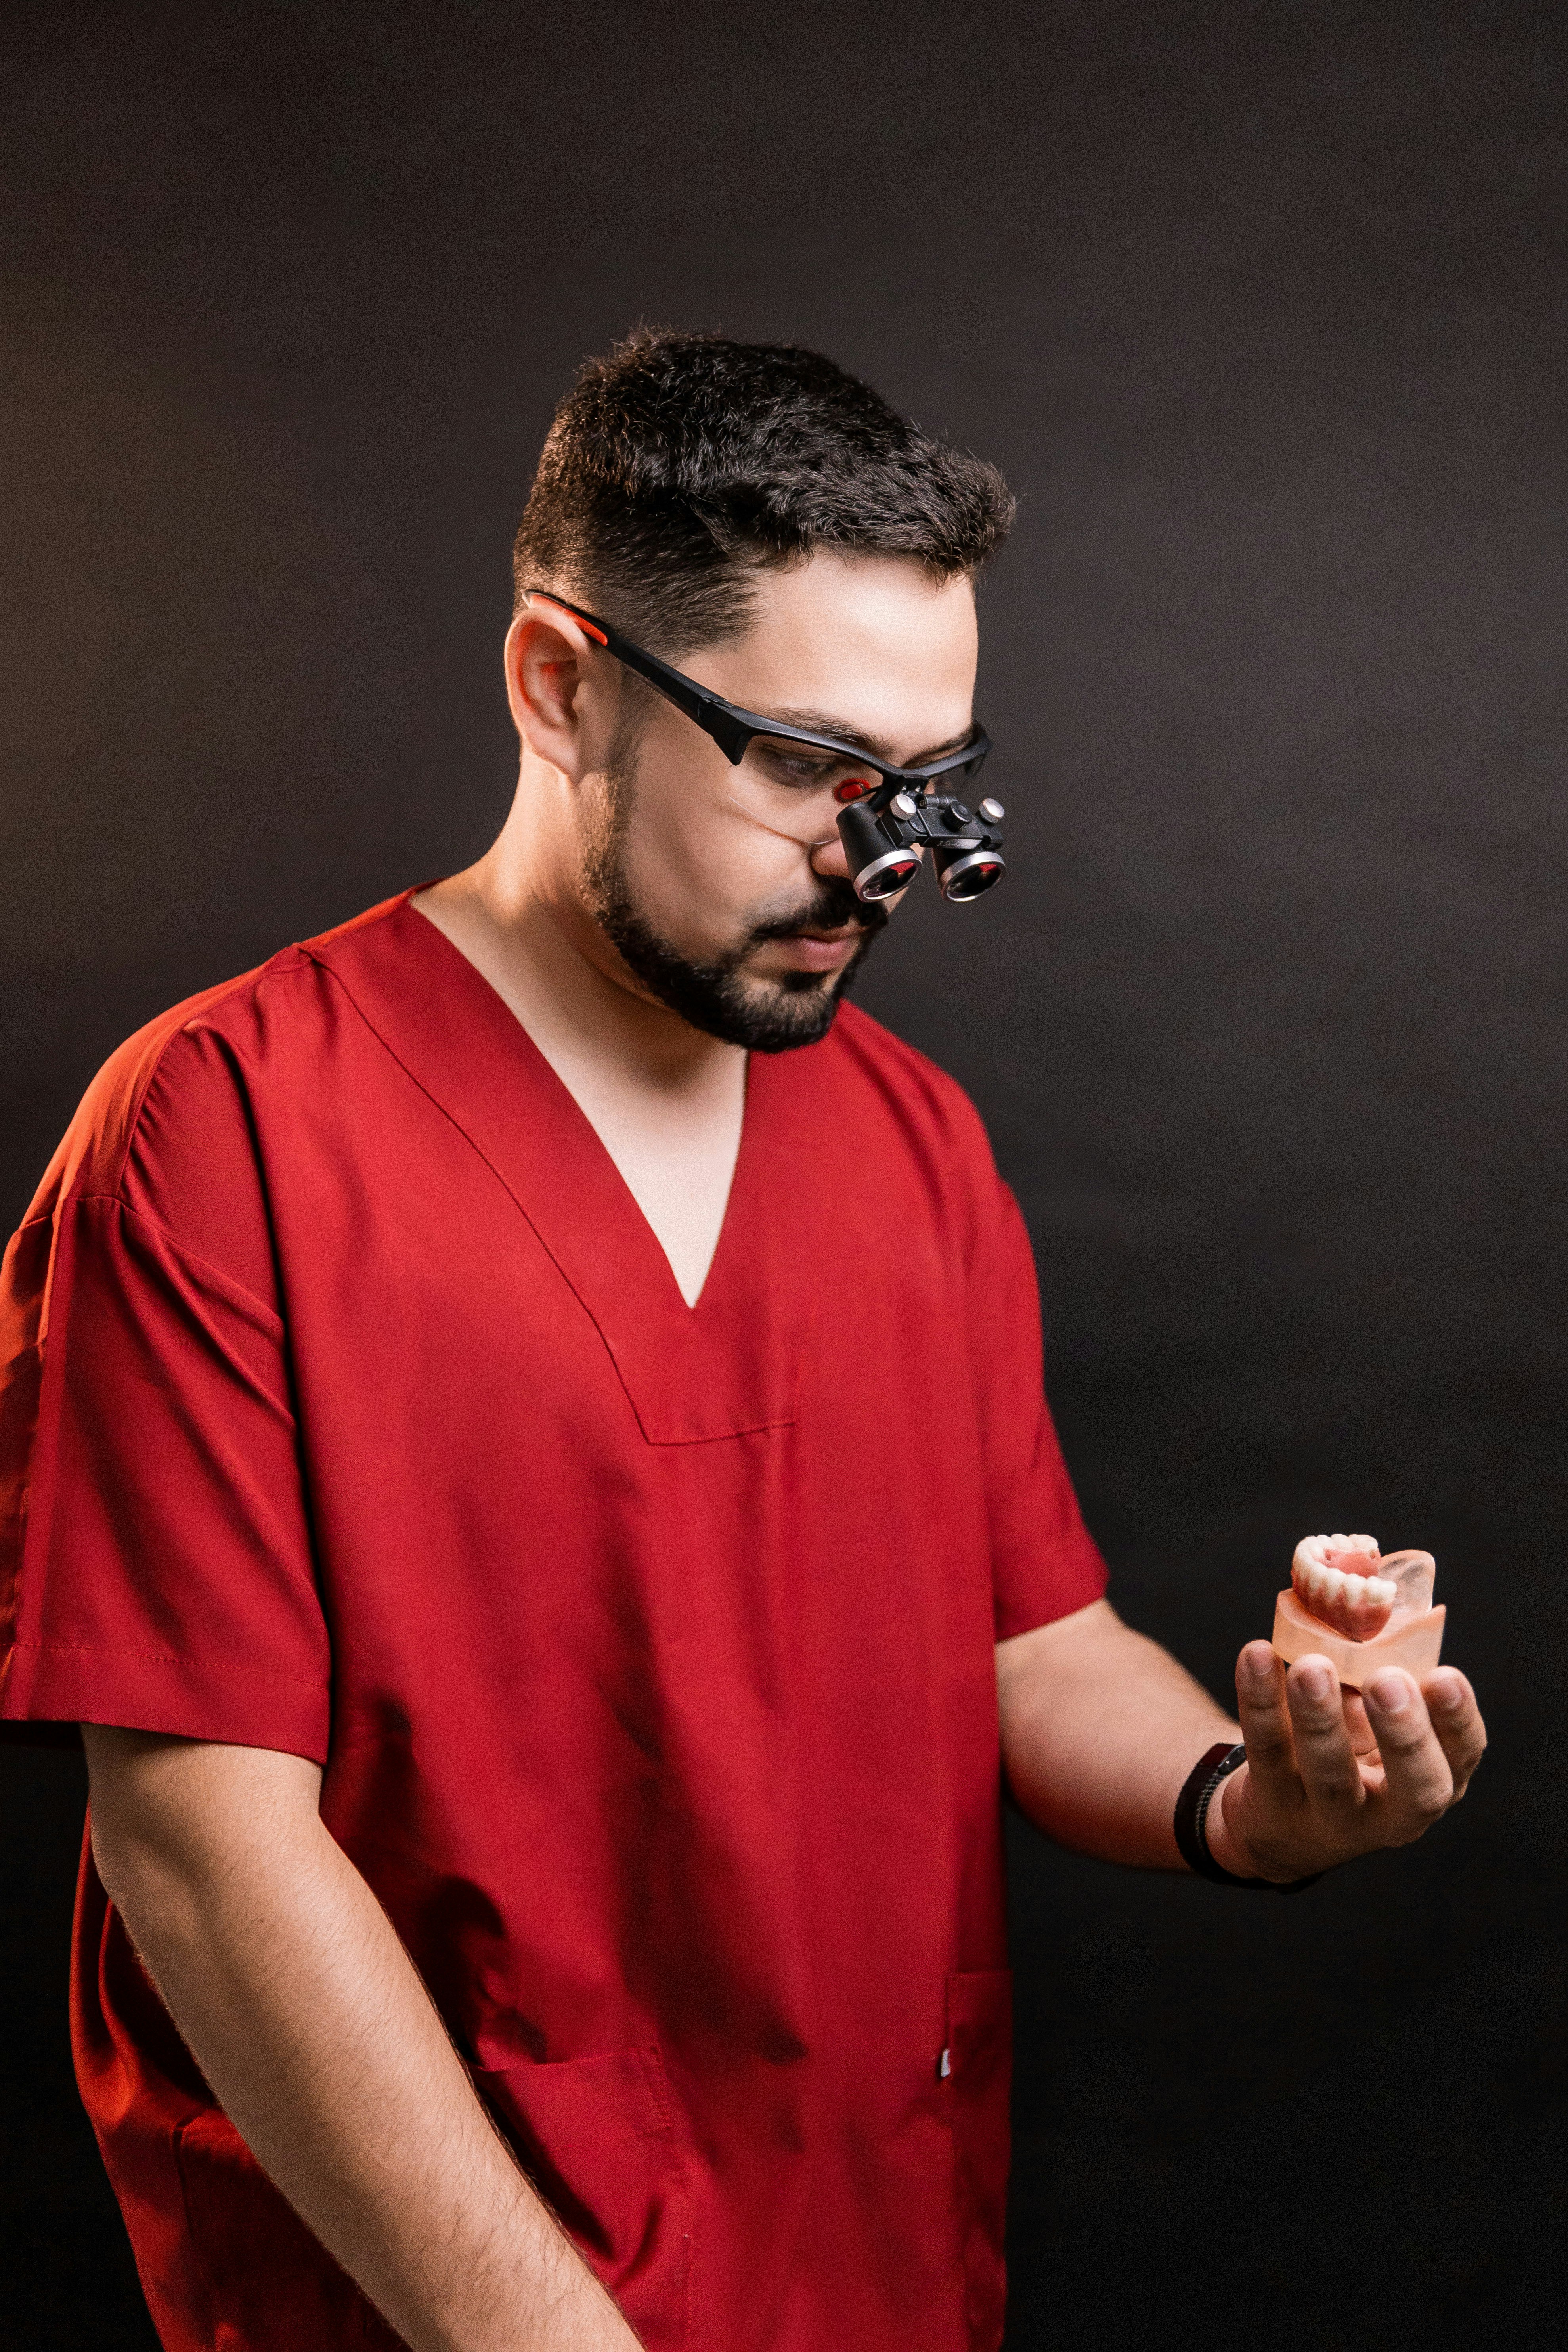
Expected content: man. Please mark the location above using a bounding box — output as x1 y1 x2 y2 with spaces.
0 333 1484 2352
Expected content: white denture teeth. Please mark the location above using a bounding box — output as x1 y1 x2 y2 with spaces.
1290 1531 1399 1642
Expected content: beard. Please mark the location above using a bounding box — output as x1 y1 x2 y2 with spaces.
579 754 889 1054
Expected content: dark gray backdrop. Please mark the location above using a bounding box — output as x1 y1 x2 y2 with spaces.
2 4 1562 2346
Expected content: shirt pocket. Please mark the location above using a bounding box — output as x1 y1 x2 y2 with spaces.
944 1969 1013 2351
473 2044 692 2352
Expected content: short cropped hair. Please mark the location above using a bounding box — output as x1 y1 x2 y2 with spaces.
512 329 1015 656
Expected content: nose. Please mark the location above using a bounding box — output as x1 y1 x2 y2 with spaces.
809 828 852 882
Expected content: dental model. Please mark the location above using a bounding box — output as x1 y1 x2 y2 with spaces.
1271 1533 1445 1689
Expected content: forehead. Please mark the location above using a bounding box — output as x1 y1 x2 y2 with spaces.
693 554 979 759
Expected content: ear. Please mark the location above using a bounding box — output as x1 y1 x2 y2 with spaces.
503 601 612 779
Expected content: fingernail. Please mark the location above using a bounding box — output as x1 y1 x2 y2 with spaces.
1428 1673 1463 1713
1298 1662 1332 1701
1369 1672 1410 1713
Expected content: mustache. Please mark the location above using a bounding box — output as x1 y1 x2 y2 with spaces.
742 875 889 951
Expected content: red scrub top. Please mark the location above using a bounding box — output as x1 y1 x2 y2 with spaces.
0 892 1106 2352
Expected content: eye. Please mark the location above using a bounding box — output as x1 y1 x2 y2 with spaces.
753 742 850 792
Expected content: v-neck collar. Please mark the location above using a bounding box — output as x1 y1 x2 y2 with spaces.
305 893 827 1445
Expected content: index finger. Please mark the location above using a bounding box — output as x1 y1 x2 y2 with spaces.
1233 1641 1298 1792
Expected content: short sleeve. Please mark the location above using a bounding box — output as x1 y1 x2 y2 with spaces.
0 1038 331 1760
964 1171 1109 1639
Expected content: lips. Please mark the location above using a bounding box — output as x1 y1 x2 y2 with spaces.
784 932 860 972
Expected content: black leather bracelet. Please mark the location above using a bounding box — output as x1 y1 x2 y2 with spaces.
1174 1742 1321 1893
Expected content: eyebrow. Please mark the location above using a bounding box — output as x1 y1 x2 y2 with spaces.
762 707 978 768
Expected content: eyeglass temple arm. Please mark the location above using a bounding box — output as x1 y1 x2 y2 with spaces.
525 592 989 787
524 591 753 764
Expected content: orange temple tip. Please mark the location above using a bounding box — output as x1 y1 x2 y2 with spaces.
530 595 607 645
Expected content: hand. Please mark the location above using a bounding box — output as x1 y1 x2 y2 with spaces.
1205 1642 1486 1884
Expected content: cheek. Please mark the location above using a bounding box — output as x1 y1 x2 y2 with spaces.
620 787 804 928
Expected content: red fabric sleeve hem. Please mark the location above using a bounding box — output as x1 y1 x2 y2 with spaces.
992 1529 1110 1642
0 1641 330 1764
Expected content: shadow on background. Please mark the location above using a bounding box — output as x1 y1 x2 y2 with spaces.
2 4 1563 2346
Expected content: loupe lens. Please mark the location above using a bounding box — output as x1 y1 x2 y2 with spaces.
933 845 1006 901
856 853 922 901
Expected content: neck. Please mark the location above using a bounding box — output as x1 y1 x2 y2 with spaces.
411 774 742 1105
412 773 750 1310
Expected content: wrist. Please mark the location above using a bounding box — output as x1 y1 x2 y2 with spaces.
1172 1741 1322 1894
1202 1761 1252 1877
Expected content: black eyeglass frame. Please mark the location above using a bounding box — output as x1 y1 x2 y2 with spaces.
524 591 994 810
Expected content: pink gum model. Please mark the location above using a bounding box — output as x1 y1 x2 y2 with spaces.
1271 1534 1445 1690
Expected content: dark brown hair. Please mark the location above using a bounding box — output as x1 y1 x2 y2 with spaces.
512 329 1015 657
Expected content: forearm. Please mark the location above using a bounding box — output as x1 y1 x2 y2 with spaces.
84 1732 637 2352
996 1600 1237 1868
